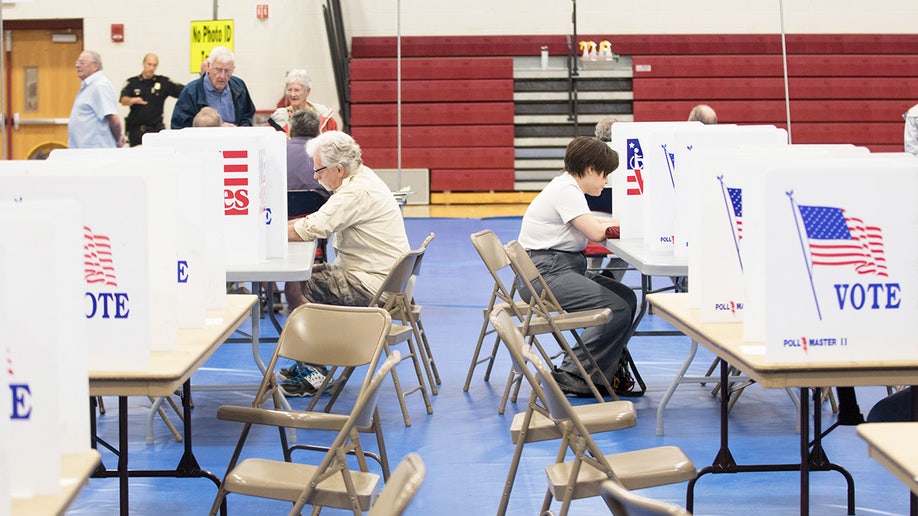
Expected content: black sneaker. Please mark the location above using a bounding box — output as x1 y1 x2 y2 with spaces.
551 368 593 398
279 365 328 397
279 379 318 397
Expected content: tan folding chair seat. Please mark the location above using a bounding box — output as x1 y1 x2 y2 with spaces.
600 479 692 516
503 240 618 404
490 308 637 516
209 351 401 515
524 345 696 516
367 453 426 516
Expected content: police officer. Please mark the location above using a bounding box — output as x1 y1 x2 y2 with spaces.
120 53 184 146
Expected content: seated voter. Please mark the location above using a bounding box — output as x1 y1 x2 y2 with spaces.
517 136 635 397
281 131 409 396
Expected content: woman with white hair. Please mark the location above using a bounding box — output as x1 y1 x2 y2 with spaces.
270 68 337 135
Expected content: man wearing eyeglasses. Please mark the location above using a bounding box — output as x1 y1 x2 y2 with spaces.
281 130 410 396
170 46 255 129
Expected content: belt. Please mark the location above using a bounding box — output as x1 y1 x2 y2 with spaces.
526 248 584 256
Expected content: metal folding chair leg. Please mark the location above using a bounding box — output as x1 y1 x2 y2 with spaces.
463 312 502 391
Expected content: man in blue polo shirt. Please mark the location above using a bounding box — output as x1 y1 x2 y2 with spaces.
170 46 255 129
68 50 126 148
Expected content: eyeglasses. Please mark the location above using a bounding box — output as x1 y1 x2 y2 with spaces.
313 165 329 174
211 66 234 76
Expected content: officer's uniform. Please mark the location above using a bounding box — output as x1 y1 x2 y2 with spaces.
120 74 184 146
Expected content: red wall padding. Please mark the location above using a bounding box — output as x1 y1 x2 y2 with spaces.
349 57 513 80
350 125 514 148
350 102 515 126
360 147 514 170
632 55 918 78
350 79 514 103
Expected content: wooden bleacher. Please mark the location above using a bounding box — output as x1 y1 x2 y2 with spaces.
349 34 918 196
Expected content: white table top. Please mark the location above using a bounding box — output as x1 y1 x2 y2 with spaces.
604 238 688 277
225 240 317 282
88 294 257 396
647 293 918 388
12 450 100 515
857 423 918 496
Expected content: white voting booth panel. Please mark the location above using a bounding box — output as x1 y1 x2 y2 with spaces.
670 125 788 257
34 157 179 347
0 166 154 371
744 156 918 363
48 148 215 328
143 127 288 266
689 145 867 321
0 205 86 498
609 121 700 240
0 372 7 513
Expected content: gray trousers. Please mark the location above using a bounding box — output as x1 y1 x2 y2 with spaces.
525 250 636 383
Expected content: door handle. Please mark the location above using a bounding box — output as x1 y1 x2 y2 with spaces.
12 112 70 130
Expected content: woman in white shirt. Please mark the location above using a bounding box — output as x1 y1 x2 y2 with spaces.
517 136 636 397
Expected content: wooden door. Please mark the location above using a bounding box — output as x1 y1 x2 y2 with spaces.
4 28 83 159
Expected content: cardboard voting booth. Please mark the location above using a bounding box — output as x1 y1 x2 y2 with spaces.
688 145 867 320
670 125 788 258
48 148 215 328
0 165 154 371
144 126 288 267
609 121 699 241
742 156 918 362
0 201 88 498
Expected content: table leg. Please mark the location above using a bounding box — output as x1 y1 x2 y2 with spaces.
118 396 129 516
800 387 810 516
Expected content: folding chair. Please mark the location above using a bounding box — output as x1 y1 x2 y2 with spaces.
490 308 638 516
209 351 401 516
405 232 440 394
464 230 533 394
370 247 434 427
503 240 618 404
210 304 392 504
526 347 697 516
600 479 692 516
367 453 426 516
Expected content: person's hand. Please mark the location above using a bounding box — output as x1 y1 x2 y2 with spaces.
133 98 148 106
604 225 620 239
116 134 127 148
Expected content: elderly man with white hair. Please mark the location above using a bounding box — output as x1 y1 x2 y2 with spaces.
280 131 410 396
69 50 126 148
170 46 255 129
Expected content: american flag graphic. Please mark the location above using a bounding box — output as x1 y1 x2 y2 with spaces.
84 226 118 286
798 205 887 277
727 187 743 241
626 138 644 196
223 149 249 216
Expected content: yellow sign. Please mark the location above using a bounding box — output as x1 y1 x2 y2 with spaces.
189 19 234 73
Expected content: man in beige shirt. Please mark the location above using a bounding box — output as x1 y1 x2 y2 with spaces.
282 131 410 395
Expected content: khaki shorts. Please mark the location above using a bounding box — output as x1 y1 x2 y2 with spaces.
299 263 375 307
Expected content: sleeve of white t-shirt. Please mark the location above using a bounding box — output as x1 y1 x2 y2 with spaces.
555 180 590 224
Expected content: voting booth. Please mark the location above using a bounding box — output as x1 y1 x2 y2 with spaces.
687 145 868 320
741 155 918 362
670 124 788 257
48 148 217 327
609 121 699 240
0 163 155 371
0 200 88 499
143 126 288 267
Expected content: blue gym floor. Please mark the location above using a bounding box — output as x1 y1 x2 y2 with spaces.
68 216 909 515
